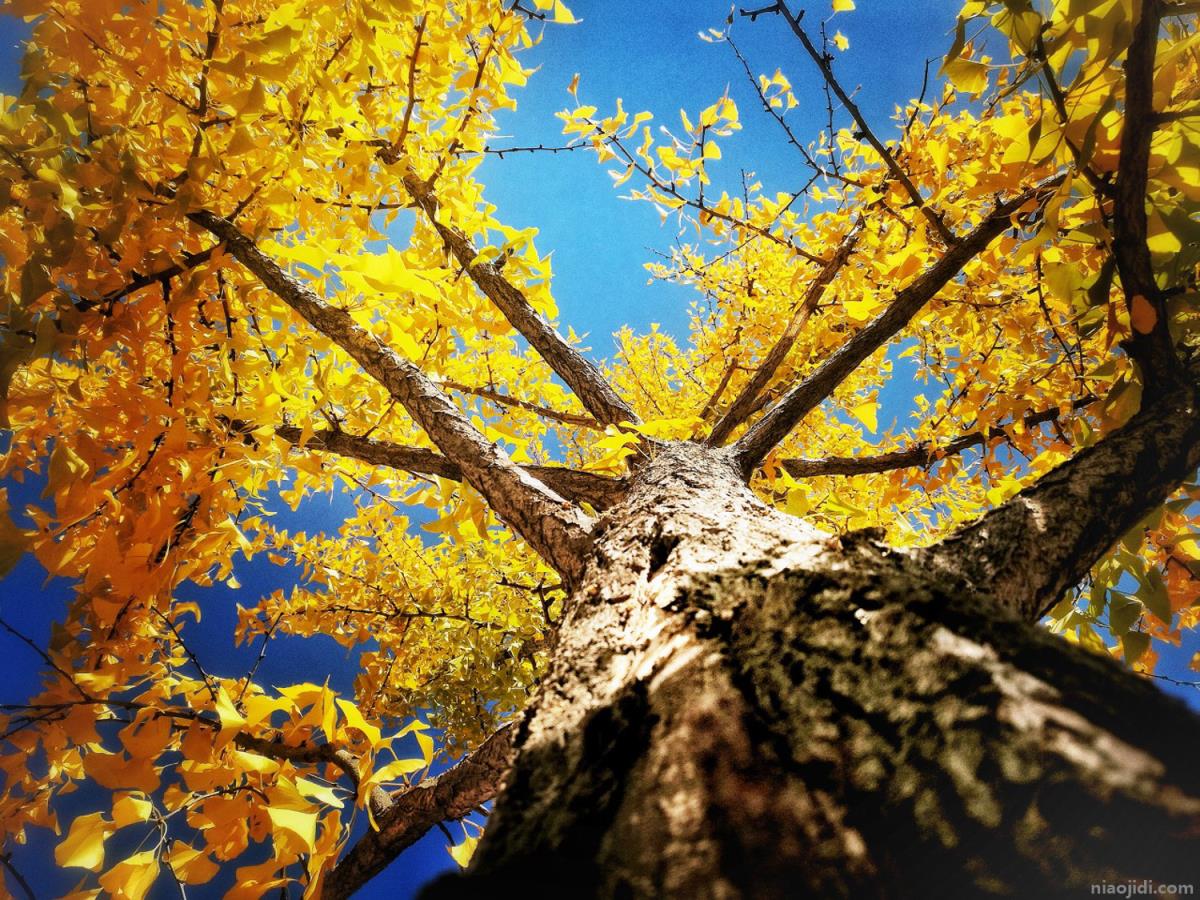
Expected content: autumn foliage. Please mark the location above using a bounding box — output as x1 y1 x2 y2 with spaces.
0 0 1198 895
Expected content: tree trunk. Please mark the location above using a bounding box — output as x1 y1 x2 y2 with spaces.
424 443 1200 898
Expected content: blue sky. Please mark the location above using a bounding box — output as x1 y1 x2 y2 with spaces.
1 2 1198 897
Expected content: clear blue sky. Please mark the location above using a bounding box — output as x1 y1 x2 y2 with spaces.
1 3 1197 898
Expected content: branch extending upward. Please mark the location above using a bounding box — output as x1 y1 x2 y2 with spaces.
731 175 1064 477
780 395 1098 479
275 425 627 509
1113 0 1180 386
191 211 594 585
922 359 1200 622
322 724 515 900
707 219 862 446
922 1 1193 622
400 170 638 428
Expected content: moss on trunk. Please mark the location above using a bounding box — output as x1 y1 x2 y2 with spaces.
423 444 1200 899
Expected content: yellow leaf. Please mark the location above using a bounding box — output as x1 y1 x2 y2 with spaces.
942 58 989 94
843 297 879 322
111 794 153 829
294 776 345 808
447 833 479 868
266 806 318 855
99 850 159 900
416 730 435 764
849 400 878 433
336 698 382 747
350 248 443 300
167 842 220 886
833 0 855 9
230 749 281 774
0 489 27 579
833 31 849 51
83 749 160 793
225 126 259 157
553 0 577 24
56 812 111 871
1176 537 1200 561
238 78 269 118
215 685 247 743
372 756 426 783
1147 209 1183 254
226 859 290 900
119 711 172 759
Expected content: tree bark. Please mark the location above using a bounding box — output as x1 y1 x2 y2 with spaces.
420 443 1200 899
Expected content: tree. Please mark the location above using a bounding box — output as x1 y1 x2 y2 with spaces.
1 0 1199 895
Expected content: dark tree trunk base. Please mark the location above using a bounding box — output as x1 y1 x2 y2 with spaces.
422 445 1200 899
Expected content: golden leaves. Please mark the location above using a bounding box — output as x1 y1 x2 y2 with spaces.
3 0 1200 893
98 851 160 900
56 813 112 871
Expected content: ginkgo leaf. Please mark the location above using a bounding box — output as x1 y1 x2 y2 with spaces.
447 833 480 868
833 32 850 51
111 794 153 829
336 698 383 747
295 776 345 808
552 0 577 23
99 851 160 900
215 685 248 742
267 806 319 855
55 812 112 871
849 400 878 433
1121 631 1150 665
167 842 221 886
0 490 26 579
942 58 989 94
1146 209 1183 254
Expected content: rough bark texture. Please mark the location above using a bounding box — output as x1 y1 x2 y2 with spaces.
401 172 638 427
275 425 628 509
322 725 516 900
419 443 1200 899
192 211 595 585
1112 0 1179 385
706 220 862 446
780 395 1097 479
926 366 1200 622
732 176 1062 473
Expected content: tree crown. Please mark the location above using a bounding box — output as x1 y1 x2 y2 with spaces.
1 0 1198 895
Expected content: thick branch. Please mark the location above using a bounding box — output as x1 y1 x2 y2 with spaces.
1114 0 1179 385
191 211 593 585
731 176 1062 476
923 360 1200 622
322 724 515 900
400 172 637 427
707 220 862 446
780 396 1098 478
275 425 627 510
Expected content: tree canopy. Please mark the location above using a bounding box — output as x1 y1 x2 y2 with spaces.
0 0 1198 896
